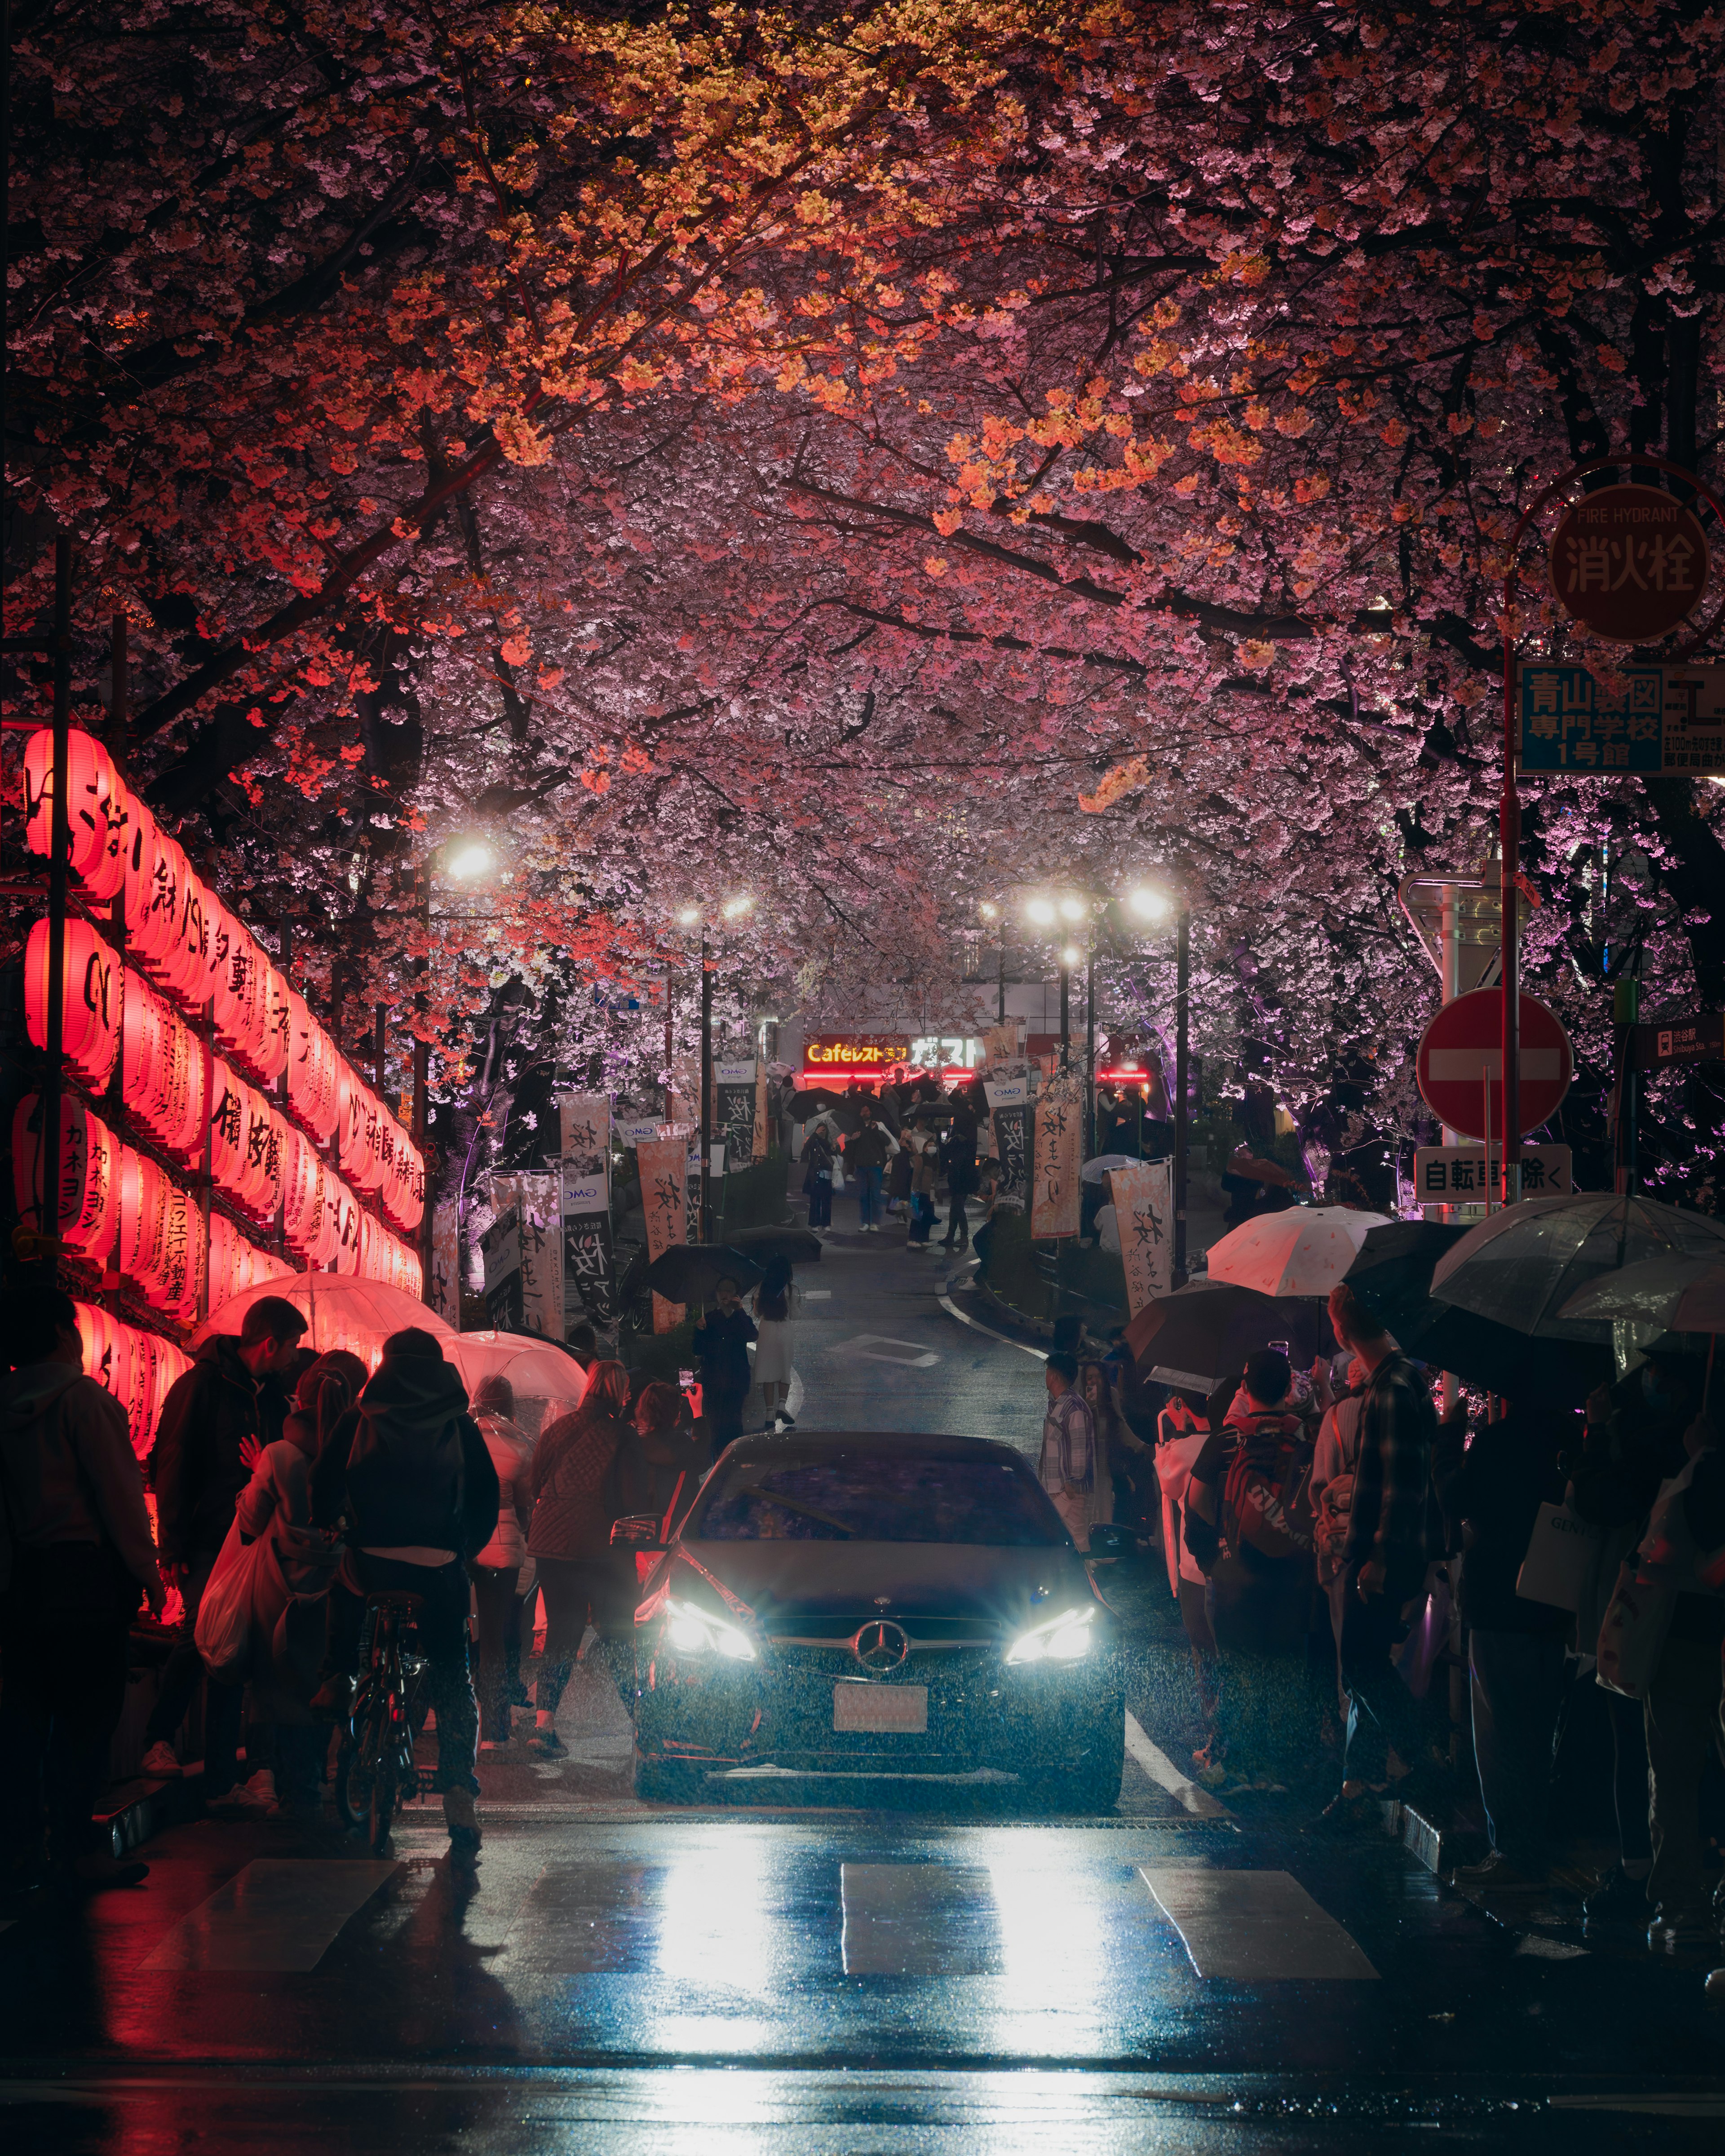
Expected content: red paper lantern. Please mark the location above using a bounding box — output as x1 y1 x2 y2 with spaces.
212 919 271 1074
207 1064 251 1201
26 917 121 1089
117 1147 169 1299
157 1178 204 1321
122 802 166 953
288 994 340 1140
122 974 208 1165
12 1091 120 1259
22 728 128 901
258 966 290 1082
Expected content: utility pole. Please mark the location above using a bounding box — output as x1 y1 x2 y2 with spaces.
1173 905 1190 1287
1058 952 1070 1073
1084 945 1097 1159
699 930 714 1242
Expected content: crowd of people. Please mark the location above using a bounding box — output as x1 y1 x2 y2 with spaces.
0 1282 711 1891
1110 1280 1725 1967
798 1085 1001 1259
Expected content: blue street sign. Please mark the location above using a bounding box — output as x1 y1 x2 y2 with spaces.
1517 662 1725 778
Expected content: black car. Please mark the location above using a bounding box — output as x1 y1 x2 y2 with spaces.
611 1430 1125 1808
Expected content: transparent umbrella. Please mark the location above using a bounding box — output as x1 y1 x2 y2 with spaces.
1430 1194 1725 1342
198 1274 453 1369
442 1331 588 1440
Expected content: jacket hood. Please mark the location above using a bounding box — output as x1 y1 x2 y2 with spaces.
349 1353 469 1468
3 1361 83 1431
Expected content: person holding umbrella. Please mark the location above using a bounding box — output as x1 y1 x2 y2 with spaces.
695 1276 757 1458
803 1122 836 1232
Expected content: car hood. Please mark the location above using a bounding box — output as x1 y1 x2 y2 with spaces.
668 1537 1099 1630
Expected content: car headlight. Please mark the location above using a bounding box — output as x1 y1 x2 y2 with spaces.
663 1596 756 1661
1005 1605 1097 1665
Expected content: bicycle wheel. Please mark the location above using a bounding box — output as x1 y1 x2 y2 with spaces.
336 1705 381 1833
368 1744 399 1856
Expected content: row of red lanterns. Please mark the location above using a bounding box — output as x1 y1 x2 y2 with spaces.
72 1301 192 1462
24 915 424 1234
16 1089 422 1323
22 729 424 1228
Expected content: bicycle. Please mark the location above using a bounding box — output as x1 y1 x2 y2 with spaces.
335 1591 428 1854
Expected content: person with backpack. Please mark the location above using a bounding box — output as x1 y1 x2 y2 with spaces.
1 1285 167 1891
309 1328 499 1858
467 1374 536 1753
802 1122 836 1231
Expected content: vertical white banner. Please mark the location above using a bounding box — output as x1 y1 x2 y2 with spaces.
559 1094 610 1209
491 1173 563 1341
1107 1160 1174 1316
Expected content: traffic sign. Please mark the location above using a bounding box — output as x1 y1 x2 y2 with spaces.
1634 1012 1723 1071
1518 663 1725 777
1415 1144 1574 1204
1416 989 1573 1141
1548 484 1708 642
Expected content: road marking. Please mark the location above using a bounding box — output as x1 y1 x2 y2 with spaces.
840 1864 1000 1976
840 1333 941 1368
802 1289 832 1299
1140 1869 1378 1980
140 1860 397 1972
1124 1711 1230 1819
935 1257 1048 1361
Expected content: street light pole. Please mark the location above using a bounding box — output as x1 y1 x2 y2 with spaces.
1058 954 1070 1073
1085 944 1097 1158
998 922 1006 1026
1173 905 1190 1288
699 930 714 1243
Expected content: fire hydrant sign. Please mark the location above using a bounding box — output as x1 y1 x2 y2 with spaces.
1416 989 1573 1140
1548 484 1708 643
1518 664 1725 778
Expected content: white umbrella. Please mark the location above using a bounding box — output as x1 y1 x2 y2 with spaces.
1080 1153 1139 1185
1206 1206 1393 1298
198 1272 454 1369
442 1330 588 1439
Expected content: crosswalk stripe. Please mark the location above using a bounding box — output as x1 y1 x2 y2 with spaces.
139 1860 398 1973
1140 1869 1378 1980
840 1864 1000 1976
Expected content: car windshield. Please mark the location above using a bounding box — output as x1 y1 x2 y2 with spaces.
694 1450 1061 1546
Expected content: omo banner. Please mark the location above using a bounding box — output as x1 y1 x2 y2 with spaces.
1107 1160 1173 1316
491 1174 563 1341
558 1094 610 1208
637 1135 690 1334
1031 1084 1082 1239
562 1172 617 1329
715 1058 757 1171
984 1077 1028 1211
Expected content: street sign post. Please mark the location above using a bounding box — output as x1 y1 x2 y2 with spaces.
1633 1012 1724 1072
1416 988 1573 1141
1415 1144 1574 1206
1518 662 1725 778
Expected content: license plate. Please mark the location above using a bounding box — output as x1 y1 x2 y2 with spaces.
833 1684 927 1733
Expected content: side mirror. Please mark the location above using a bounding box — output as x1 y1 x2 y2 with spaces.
610 1514 667 1551
1085 1522 1133 1562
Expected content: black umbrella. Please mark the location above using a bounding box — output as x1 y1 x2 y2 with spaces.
641 1244 764 1303
789 1088 845 1123
1399 1304 1610 1409
1126 1281 1334 1393
1340 1221 1470 1339
726 1224 823 1266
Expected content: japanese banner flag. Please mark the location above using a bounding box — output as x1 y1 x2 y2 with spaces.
1031 1084 1082 1239
1108 1160 1173 1316
637 1135 689 1333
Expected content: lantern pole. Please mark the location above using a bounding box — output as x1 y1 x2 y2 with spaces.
1173 902 1190 1289
104 608 128 1312
414 874 432 1307
275 919 292 1259
700 929 714 1243
40 538 73 1263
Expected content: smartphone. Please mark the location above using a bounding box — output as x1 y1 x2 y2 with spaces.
678 1368 695 1388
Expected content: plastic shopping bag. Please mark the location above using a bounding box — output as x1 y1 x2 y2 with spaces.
193 1516 262 1682
1515 1500 1604 1613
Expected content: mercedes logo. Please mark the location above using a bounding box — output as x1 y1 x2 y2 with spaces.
851 1620 911 1674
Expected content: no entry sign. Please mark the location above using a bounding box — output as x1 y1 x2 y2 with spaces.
1548 484 1708 643
1416 990 1573 1141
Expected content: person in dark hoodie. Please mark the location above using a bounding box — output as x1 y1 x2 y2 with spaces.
1433 1395 1572 1888
2 1284 166 1891
140 1294 306 1798
309 1329 499 1857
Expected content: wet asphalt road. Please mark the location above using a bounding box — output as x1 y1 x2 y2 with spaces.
4 1200 1724 2152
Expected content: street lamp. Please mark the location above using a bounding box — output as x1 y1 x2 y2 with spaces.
674 896 755 1241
